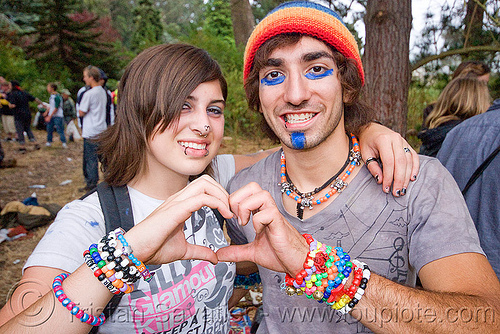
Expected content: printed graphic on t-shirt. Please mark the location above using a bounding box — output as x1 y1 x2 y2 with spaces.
108 207 235 334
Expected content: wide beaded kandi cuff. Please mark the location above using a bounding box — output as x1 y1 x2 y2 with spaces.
52 273 106 326
85 228 155 295
283 234 370 315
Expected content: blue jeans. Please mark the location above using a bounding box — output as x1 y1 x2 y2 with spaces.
83 138 99 189
46 116 67 144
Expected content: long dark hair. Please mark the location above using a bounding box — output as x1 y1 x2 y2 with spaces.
97 44 227 186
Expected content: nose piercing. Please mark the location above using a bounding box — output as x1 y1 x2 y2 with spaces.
204 125 210 132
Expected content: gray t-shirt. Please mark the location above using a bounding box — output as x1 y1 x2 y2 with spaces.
226 151 484 333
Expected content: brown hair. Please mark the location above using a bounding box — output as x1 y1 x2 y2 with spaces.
244 33 373 141
426 77 491 129
84 66 102 82
97 43 228 186
452 60 490 80
47 82 58 91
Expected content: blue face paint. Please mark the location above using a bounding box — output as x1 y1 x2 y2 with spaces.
260 75 285 86
305 68 333 80
291 132 306 149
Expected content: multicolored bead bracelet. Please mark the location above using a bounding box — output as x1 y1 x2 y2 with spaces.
111 228 154 282
83 250 122 295
52 273 106 326
283 234 370 315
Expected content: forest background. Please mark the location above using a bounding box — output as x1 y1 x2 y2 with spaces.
0 0 499 147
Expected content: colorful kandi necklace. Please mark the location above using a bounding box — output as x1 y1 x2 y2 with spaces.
279 134 361 220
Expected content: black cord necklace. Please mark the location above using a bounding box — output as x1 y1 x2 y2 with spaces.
283 136 354 219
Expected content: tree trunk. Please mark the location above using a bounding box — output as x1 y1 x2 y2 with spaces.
463 0 487 60
363 0 412 136
230 0 255 48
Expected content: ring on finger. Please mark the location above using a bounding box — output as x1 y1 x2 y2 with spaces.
403 147 411 153
365 157 378 166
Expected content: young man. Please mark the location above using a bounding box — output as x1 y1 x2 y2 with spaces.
218 2 499 333
78 66 108 192
43 83 67 148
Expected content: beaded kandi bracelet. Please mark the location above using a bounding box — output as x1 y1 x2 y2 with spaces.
96 235 142 286
52 273 106 326
283 234 370 314
96 228 153 283
108 228 154 282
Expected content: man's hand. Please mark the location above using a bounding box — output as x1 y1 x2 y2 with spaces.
217 182 308 276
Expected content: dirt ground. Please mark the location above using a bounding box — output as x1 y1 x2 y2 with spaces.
0 128 274 309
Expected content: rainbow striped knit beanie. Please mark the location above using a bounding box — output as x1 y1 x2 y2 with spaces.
243 1 364 85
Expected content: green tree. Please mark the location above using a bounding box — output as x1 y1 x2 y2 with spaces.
204 0 234 42
157 0 204 42
109 0 136 48
131 0 164 53
21 0 115 86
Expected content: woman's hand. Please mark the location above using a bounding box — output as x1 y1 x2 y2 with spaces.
124 175 233 265
358 122 419 196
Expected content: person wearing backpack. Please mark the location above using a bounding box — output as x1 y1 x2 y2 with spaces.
43 82 67 148
0 44 419 333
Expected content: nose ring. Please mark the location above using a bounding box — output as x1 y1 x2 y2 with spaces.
204 125 210 132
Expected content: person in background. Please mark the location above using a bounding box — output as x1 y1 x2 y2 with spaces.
422 60 491 126
6 80 42 152
78 66 108 192
61 88 78 142
418 77 491 157
0 79 16 142
98 69 115 127
43 83 67 148
437 98 500 279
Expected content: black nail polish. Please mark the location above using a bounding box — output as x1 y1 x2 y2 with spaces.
412 175 417 181
396 189 401 196
374 175 379 182
401 188 407 195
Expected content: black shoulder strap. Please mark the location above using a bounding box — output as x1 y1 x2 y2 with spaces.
97 182 134 232
462 144 500 196
213 208 225 229
89 182 134 334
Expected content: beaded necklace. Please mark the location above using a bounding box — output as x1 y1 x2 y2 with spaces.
279 134 361 219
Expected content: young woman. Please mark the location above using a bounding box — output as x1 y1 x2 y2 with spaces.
418 77 491 157
0 44 418 333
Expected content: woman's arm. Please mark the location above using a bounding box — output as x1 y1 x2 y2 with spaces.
0 176 234 333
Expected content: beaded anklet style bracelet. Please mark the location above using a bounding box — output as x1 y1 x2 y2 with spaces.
52 273 106 326
283 234 370 315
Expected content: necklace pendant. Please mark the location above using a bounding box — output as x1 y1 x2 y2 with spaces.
279 181 291 193
350 150 362 165
300 196 313 209
332 177 348 193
